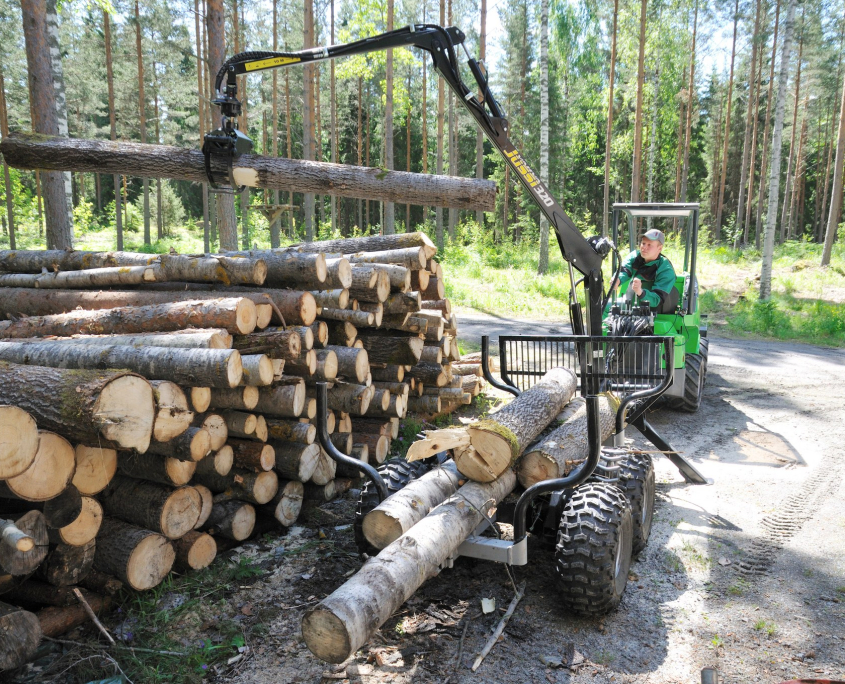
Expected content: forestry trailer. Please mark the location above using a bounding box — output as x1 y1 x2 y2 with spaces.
205 24 709 629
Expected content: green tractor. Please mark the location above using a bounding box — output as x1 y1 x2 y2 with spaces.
605 203 710 413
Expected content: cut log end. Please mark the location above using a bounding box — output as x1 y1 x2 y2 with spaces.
159 486 203 540
126 533 176 591
0 406 39 480
302 607 352 664
94 374 156 453
53 496 103 547
235 299 258 335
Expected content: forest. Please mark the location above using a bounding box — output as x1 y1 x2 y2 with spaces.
0 0 843 316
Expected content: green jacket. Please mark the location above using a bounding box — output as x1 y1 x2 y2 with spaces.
618 250 677 309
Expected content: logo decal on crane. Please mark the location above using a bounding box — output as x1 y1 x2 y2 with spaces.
505 149 554 207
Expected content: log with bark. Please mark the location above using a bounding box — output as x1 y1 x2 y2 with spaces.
254 382 306 418
146 427 211 462
99 477 202 540
352 433 389 464
0 135 495 210
325 321 357 347
265 418 315 445
287 349 337 382
349 267 390 303
196 468 278 505
48 497 102 547
0 340 244 389
319 307 374 328
193 485 214 530
207 386 259 412
310 450 338 486
0 405 40 480
36 592 111 638
326 384 373 416
0 264 157 289
8 579 97 607
362 460 463 549
303 480 336 502
310 289 349 310
223 250 327 288
187 387 212 413
34 540 96 587
192 414 229 451
262 480 304 527
409 269 430 292
370 365 405 382
0 298 257 338
93 518 174 591
172 530 217 572
0 511 48 576
343 246 427 269
195 445 234 478
8 328 234 350
301 469 516 663
221 411 257 438
148 381 193 443
357 334 423 366
240 354 274 386
228 439 275 472
0 431 75 502
517 395 617 488
232 328 301 360
0 486 83 530
325 345 369 383
117 452 196 487
0 364 155 453
290 232 438 259
408 362 448 387
77 570 122 597
203 500 255 541
0 601 41 671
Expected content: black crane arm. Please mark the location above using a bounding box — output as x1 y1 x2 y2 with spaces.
204 24 612 330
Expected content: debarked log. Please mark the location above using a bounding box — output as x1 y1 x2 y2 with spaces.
301 469 516 663
0 135 496 211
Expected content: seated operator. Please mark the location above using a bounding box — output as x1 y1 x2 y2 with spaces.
611 228 677 311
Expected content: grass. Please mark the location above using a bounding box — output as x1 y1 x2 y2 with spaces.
753 619 777 637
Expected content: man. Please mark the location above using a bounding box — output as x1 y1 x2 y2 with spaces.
612 228 677 311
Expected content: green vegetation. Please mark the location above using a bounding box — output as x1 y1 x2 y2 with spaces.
753 619 777 637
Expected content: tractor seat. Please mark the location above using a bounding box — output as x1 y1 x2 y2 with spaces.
656 284 680 314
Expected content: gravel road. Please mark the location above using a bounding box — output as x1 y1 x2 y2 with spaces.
223 316 845 684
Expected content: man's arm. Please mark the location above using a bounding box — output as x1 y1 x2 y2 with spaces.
640 258 677 309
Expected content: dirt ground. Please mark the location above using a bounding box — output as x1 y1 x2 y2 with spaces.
210 327 845 684
7 324 844 684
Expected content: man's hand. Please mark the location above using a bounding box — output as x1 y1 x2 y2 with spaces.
631 277 643 296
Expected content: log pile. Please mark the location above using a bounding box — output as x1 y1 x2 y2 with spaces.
0 232 482 670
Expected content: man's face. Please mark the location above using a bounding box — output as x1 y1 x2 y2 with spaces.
639 237 663 261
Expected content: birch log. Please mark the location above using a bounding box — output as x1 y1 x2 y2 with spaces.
301 470 517 663
0 135 496 210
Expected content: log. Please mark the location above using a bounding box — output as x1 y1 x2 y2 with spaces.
193 484 214 529
78 569 122 597
172 530 217 572
262 480 304 527
419 276 445 301
371 381 409 398
265 418 315 445
517 395 617 488
34 540 96 587
254 383 306 418
351 419 392 437
406 396 440 415
422 299 451 316
1 135 495 209
196 467 278 505
419 346 443 364
187 387 212 413
0 264 157 289
0 297 257 338
381 314 427 334
0 431 76 502
310 289 349 310
368 389 391 413
370 365 404 382
293 323 320 349
229 439 275 472
0 365 155 453
334 444 369 478
409 270 430 292
0 486 83 529
344 247 427 269
383 291 421 315
192 414 229 451
451 362 483 377
288 349 337 381
93 518 174 591
99 477 202 539
36 593 111 638
352 433 389 464
195 445 234 478
303 480 336 502
406 428 471 463
254 415 268 442
357 334 423 365
271 441 321 483
0 340 244 389
204 500 255 541
286 256 351 290
326 384 373 416
240 354 274 386
325 345 369 383
223 250 327 287
373 264 411 291
349 268 390 303
301 470 516 663
355 302 383 327
147 427 211 462
337 413 353 433
0 601 41 671
291 232 438 258
310 450 337 486
207 386 259 412
221 411 257 438
12 328 234 350
457 367 577 483
150 381 193 443
47 497 102 547
255 303 273 329
0 406 39 481
363 460 463 549
423 387 465 402
117 452 196 487
9 579 97 606
408 362 448 387
329 432 352 455
319 307 374 327
232 329 301 360
325 320 357 347
0 511 48 576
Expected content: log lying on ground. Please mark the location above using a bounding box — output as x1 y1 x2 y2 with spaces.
517 395 617 488
0 511 48 576
36 592 111 638
362 460 463 550
48 497 102 547
93 518 175 591
172 530 217 572
0 298 257 338
0 341 244 389
99 477 202 540
0 265 157 289
0 601 41 671
262 480 304 527
302 469 517 663
0 406 39 480
1 135 496 210
0 364 155 453
0 431 76 502
34 540 96 587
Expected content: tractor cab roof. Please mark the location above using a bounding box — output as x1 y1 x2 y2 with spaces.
612 203 700 218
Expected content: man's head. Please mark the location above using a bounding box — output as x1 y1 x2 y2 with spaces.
639 228 665 261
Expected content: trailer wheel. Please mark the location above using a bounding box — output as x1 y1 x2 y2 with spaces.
664 348 704 412
554 482 633 615
618 453 655 555
353 459 430 557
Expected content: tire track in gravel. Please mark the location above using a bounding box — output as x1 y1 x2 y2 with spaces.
737 451 845 577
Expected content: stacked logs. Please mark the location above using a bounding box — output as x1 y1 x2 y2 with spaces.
0 232 479 669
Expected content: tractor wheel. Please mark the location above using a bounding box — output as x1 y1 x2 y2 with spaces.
353 459 430 557
699 337 710 388
664 347 704 412
554 482 633 615
618 453 655 555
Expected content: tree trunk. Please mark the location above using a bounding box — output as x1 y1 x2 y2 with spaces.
680 0 699 204
536 0 551 272
0 341 244 389
0 297 257 338
631 0 648 204
0 67 16 251
822 45 845 265
47 496 102 547
103 11 123 251
72 445 117 496
435 0 446 250
714 0 740 239
602 0 620 235
0 406 39 480
0 364 154 453
302 469 516 663
135 0 151 245
761 0 798 299
742 43 765 245
93 517 174 591
0 602 41 671
780 29 804 244
20 0 71 250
